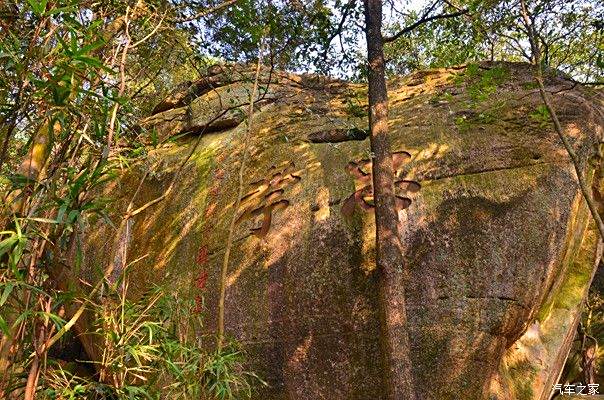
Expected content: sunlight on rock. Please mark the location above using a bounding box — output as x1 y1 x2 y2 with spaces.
313 187 330 222
79 62 604 400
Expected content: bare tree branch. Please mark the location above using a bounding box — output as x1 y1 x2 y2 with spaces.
217 38 267 350
321 0 356 61
383 3 468 43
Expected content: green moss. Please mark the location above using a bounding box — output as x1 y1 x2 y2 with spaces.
192 147 216 175
553 263 593 310
508 358 537 400
430 90 455 104
536 194 595 322
454 63 509 103
529 105 551 128
540 230 595 319
454 115 471 132
344 95 367 118
453 63 481 85
522 81 540 90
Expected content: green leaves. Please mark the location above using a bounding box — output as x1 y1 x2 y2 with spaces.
196 340 267 400
0 233 19 259
0 282 14 307
530 104 551 127
57 33 110 71
0 315 9 336
454 63 508 103
27 0 48 16
1 1 202 397
0 222 28 280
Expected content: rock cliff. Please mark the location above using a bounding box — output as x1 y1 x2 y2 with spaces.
84 62 604 399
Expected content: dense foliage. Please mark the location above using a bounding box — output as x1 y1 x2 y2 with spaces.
0 1 262 399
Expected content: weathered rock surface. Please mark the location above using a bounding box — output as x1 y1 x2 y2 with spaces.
84 62 604 399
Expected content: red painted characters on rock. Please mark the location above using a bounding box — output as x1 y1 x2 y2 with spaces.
193 246 209 313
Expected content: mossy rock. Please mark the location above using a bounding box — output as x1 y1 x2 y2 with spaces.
83 62 604 400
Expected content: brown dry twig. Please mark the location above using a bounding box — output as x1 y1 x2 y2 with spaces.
217 38 268 350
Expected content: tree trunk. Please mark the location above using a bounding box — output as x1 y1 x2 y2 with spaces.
363 1 416 399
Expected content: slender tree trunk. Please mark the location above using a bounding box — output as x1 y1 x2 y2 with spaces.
217 38 267 350
364 1 416 399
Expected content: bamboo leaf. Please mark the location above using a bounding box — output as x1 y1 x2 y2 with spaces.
0 315 9 336
0 283 14 306
0 235 17 258
26 217 59 224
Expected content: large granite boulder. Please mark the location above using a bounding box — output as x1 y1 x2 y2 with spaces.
84 62 604 399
